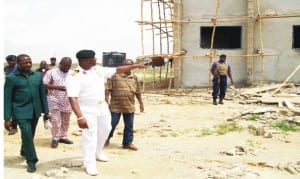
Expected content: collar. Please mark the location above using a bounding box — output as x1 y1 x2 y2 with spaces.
14 69 34 76
76 66 91 74
119 72 134 78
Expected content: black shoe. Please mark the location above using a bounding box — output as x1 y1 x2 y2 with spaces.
51 140 59 148
27 163 36 173
219 99 224 104
213 99 217 105
20 151 25 157
58 138 73 144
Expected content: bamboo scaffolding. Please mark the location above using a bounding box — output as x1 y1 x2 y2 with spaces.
167 0 175 93
140 0 146 92
137 12 300 24
162 0 170 79
256 0 265 86
136 53 277 61
150 0 156 88
138 0 299 89
208 0 221 86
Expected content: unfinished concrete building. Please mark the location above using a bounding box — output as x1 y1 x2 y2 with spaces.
138 0 300 88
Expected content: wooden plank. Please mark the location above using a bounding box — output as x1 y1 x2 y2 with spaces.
241 84 291 96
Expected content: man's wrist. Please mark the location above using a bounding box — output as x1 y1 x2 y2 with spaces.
77 116 84 121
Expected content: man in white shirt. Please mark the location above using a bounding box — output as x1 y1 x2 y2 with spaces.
66 49 145 176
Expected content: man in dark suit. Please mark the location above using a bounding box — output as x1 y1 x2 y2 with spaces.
4 54 51 173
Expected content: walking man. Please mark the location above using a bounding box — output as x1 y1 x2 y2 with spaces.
66 49 146 176
4 54 50 173
43 57 73 148
105 59 144 151
210 54 233 105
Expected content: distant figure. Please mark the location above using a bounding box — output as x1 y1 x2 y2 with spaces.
4 55 18 75
36 60 50 77
49 57 57 69
4 54 50 173
4 55 19 135
210 54 233 105
105 59 144 151
66 49 146 176
43 57 73 148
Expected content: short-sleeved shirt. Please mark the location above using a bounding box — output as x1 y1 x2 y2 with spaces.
106 73 141 113
66 65 116 115
43 68 72 112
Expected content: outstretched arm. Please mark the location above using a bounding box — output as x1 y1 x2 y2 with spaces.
116 63 145 73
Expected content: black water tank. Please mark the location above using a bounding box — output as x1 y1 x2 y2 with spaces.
102 52 126 67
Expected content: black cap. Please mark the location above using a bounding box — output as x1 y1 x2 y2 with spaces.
76 50 95 59
6 55 17 61
220 54 226 58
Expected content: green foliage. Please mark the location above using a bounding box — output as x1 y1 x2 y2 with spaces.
215 122 243 135
196 128 213 137
246 140 262 148
272 121 298 132
247 114 260 121
162 99 172 104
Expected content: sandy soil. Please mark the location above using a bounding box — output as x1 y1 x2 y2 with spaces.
3 88 300 179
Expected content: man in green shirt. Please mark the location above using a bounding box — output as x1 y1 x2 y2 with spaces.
4 54 50 173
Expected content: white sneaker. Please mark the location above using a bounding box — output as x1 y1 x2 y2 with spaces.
96 152 108 162
86 166 98 176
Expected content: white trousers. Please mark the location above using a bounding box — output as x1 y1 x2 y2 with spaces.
81 103 111 169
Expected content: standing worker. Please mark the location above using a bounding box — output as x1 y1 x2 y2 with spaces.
105 59 144 151
66 49 146 176
210 54 233 105
49 57 57 69
4 54 51 173
43 57 73 148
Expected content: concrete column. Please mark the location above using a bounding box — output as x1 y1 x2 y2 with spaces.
173 0 183 88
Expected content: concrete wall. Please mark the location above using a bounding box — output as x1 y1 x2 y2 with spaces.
179 0 300 87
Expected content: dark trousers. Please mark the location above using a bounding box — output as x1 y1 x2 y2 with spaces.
108 112 134 146
17 118 39 165
212 76 228 100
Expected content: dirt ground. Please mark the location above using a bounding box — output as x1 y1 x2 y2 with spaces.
3 87 300 179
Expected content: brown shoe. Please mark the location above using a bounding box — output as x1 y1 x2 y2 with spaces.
51 140 58 148
123 144 138 151
58 138 73 144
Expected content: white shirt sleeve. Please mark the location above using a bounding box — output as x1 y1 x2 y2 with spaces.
96 66 116 79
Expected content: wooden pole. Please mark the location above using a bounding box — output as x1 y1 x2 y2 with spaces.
168 0 175 93
272 64 300 96
208 0 221 86
140 0 146 92
256 0 265 86
136 13 300 24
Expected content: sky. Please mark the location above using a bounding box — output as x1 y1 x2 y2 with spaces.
3 0 147 63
